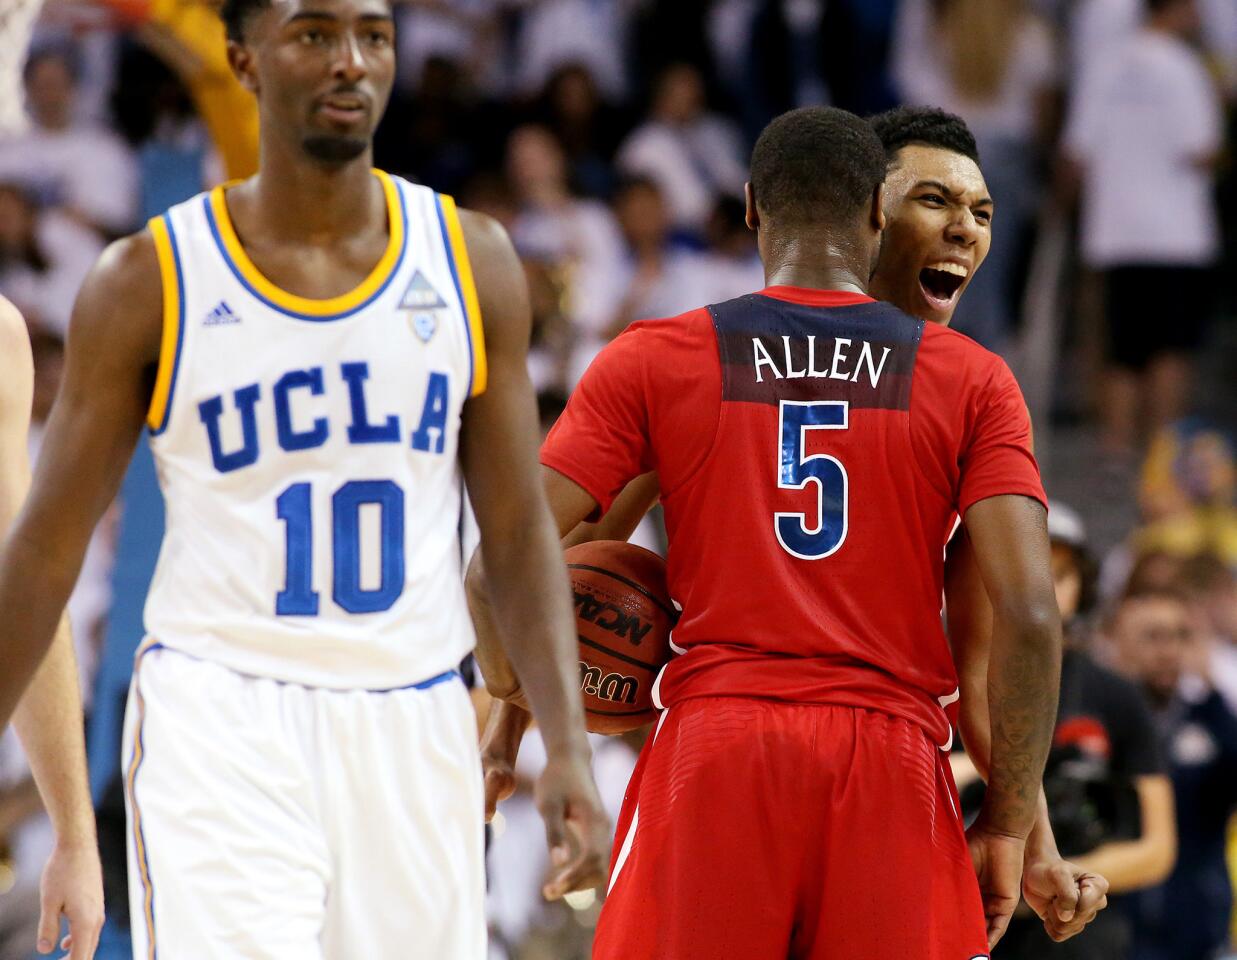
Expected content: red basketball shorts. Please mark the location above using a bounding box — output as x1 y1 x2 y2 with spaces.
592 698 990 960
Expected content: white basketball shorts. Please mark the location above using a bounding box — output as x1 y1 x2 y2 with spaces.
122 642 485 959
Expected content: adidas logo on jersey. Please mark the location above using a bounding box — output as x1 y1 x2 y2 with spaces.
203 301 241 327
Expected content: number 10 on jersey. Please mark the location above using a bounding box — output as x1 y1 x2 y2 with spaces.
775 400 849 560
276 480 406 615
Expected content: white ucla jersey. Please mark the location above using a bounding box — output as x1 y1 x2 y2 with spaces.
141 171 485 688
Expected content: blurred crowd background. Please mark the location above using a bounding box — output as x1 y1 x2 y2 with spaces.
0 0 1235 958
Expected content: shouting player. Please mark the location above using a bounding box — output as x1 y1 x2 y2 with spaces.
0 0 608 956
476 106 1108 947
470 106 1062 958
0 296 103 960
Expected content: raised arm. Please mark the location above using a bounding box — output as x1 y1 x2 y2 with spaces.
946 531 1107 942
457 209 608 898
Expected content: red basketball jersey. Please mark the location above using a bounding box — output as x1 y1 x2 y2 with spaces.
542 286 1046 745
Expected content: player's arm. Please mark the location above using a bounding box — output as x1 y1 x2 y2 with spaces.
946 532 1108 943
561 471 659 549
959 494 1062 946
0 249 156 958
0 236 157 727
457 210 608 897
472 467 657 819
0 301 104 955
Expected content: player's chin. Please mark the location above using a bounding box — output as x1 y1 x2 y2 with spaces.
301 132 370 164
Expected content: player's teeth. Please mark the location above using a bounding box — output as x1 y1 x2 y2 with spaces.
926 262 968 277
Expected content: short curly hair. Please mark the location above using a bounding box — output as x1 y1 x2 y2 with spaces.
868 106 980 167
750 106 887 227
219 0 272 42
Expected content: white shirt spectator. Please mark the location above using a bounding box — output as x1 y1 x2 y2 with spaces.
1064 27 1223 267
1068 0 1141 87
394 0 505 95
892 0 1058 144
0 122 137 235
0 207 102 336
511 0 638 100
617 119 746 232
512 197 627 339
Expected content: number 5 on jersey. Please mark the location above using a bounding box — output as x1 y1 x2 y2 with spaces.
775 400 848 560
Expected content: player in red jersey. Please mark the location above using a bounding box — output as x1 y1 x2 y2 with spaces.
471 106 1062 958
476 105 1108 948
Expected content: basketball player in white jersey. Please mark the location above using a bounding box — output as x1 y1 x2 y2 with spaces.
0 0 609 955
0 295 103 960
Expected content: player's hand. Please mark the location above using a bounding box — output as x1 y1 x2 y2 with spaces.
535 746 610 901
37 838 104 958
480 700 532 821
966 825 1025 949
1022 857 1109 942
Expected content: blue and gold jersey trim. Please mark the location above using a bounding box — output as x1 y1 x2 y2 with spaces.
126 639 163 959
147 215 185 435
435 193 487 397
204 169 408 322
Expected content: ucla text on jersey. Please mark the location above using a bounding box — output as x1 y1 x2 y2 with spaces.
140 171 485 689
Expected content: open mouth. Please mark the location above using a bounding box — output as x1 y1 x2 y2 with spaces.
918 262 968 309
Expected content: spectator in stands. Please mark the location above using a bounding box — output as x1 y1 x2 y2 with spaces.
616 62 747 235
1110 586 1237 960
0 180 103 336
698 195 765 303
0 43 137 238
512 0 636 101
393 0 503 97
891 0 1058 351
1177 554 1237 713
505 124 626 392
377 55 481 196
1136 423 1237 566
996 503 1177 960
107 0 259 180
532 63 629 200
1063 0 1224 455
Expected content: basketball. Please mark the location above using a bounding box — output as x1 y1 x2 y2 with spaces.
566 540 675 734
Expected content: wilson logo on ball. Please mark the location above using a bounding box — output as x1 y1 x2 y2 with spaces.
573 590 653 645
579 661 640 705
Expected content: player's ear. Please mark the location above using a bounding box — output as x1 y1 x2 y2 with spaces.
870 183 886 232
227 40 260 95
744 182 759 232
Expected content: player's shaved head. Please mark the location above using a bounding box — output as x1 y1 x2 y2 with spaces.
749 107 887 228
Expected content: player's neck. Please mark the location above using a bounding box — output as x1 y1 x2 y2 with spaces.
250 147 382 242
763 260 868 297
761 233 870 296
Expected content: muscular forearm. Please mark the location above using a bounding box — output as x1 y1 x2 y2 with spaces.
11 615 95 847
478 513 588 755
959 687 1060 863
979 607 1060 838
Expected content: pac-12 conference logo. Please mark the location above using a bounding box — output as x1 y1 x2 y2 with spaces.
400 270 448 342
